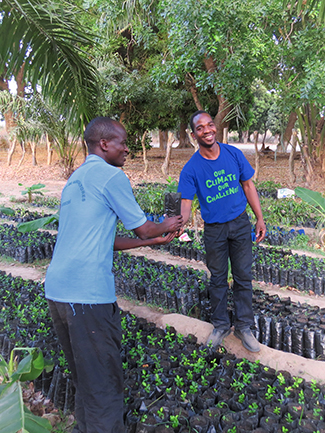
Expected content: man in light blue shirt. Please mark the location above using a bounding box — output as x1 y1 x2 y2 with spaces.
45 117 182 433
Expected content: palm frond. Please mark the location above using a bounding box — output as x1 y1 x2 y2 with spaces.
0 0 99 127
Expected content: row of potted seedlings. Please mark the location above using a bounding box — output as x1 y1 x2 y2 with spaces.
0 223 56 262
1 271 325 433
113 251 325 361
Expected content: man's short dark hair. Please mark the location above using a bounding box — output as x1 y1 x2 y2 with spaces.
84 117 120 149
189 110 210 132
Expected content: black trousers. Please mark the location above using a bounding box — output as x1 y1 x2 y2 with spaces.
48 300 125 433
204 211 254 331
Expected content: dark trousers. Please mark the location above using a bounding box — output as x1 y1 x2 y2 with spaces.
48 300 125 433
204 211 254 331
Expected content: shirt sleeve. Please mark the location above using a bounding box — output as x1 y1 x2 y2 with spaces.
103 170 147 230
178 164 197 200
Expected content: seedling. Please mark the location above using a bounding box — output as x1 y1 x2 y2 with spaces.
19 183 46 203
170 414 179 428
175 375 184 388
189 381 199 394
248 402 259 414
273 406 281 416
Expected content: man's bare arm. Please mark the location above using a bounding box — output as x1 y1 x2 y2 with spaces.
114 232 176 251
241 179 266 243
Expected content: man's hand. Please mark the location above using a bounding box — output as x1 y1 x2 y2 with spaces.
255 219 266 243
153 232 177 245
161 215 183 233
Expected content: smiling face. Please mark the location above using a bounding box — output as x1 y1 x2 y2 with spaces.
192 113 217 148
101 123 129 167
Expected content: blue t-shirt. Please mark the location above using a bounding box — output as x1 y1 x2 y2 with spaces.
178 143 254 224
45 154 147 304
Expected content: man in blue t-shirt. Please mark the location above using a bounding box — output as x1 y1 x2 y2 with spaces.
45 117 183 433
178 111 266 353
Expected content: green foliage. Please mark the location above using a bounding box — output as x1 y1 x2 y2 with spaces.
98 59 193 156
0 347 54 433
247 196 316 227
133 183 168 215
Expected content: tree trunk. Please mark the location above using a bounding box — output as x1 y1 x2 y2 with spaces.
46 134 54 165
30 141 37 166
7 139 17 166
262 130 267 147
159 130 168 150
185 73 203 110
81 139 87 162
17 141 26 167
289 131 297 184
223 127 229 144
243 130 249 144
16 63 26 97
214 94 232 143
141 131 149 174
253 131 260 182
301 144 314 184
161 132 175 176
186 129 199 152
178 122 191 148
279 111 298 153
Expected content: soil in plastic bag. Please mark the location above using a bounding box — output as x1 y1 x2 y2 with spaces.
164 192 181 217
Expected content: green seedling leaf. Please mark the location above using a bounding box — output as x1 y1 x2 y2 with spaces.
0 206 15 216
29 183 46 191
0 381 51 433
11 348 51 382
43 358 55 373
24 405 52 433
295 187 325 215
0 381 24 433
17 213 59 233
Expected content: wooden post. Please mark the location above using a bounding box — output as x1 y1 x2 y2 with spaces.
253 131 260 182
141 131 149 174
289 131 297 184
161 132 175 176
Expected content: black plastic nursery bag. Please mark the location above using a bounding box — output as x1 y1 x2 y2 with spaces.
164 192 182 217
